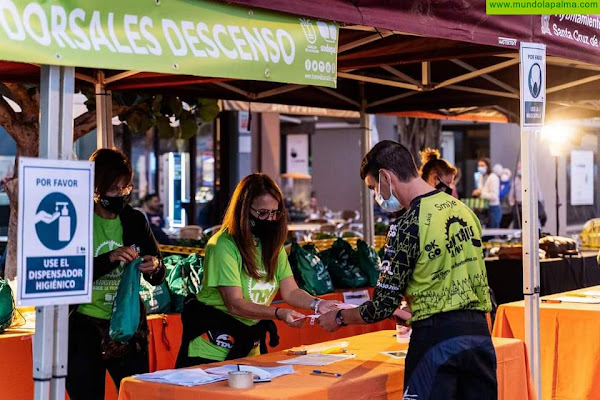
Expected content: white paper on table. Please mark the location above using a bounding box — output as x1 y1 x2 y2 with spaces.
205 365 295 382
554 296 600 304
135 369 227 387
582 290 600 297
336 303 359 310
342 290 370 306
277 353 355 366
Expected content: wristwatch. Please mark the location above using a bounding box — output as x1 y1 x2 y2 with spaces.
335 309 347 326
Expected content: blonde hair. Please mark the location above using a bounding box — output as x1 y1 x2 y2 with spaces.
419 148 457 181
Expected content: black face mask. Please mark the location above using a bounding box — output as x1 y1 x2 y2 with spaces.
249 215 274 240
436 181 453 196
99 195 128 215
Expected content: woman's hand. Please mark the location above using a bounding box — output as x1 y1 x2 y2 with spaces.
472 189 481 197
317 300 342 314
138 255 160 274
108 246 138 264
281 309 306 328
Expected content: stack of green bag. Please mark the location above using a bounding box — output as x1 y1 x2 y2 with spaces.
288 242 334 295
164 253 203 313
356 240 382 286
321 238 368 288
0 280 14 333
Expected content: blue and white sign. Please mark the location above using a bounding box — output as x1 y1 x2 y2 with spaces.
520 42 546 128
17 158 94 306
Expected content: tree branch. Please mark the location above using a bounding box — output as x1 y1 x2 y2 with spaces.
0 95 19 146
73 104 131 141
2 83 38 120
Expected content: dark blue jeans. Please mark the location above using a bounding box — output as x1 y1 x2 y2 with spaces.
404 311 497 400
488 205 502 228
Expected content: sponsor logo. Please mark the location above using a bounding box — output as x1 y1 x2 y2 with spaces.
498 37 518 46
380 260 394 276
299 19 317 44
444 216 482 257
431 268 450 282
424 240 442 260
316 21 337 43
434 199 458 212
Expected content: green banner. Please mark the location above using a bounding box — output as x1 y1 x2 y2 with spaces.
0 0 338 87
487 0 600 14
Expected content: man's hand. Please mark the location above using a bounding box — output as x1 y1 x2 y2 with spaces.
319 310 341 333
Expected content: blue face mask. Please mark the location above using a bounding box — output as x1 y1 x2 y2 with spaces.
375 172 403 213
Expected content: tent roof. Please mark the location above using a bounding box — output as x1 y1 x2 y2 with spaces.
2 2 600 122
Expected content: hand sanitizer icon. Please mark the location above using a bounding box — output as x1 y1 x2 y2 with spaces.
56 202 71 242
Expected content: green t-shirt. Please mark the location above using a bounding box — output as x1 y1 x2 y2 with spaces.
77 214 124 320
360 191 492 324
188 229 293 360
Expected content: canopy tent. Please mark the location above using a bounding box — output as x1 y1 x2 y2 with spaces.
1 4 600 121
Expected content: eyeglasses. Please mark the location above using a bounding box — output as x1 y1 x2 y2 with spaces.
106 184 133 196
251 207 284 221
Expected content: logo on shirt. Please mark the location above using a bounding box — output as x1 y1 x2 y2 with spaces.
444 217 482 258
247 277 277 305
424 240 442 260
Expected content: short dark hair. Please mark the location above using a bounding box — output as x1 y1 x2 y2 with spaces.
143 193 159 203
360 140 419 182
89 148 132 195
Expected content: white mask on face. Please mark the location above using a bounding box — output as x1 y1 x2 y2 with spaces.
375 172 403 213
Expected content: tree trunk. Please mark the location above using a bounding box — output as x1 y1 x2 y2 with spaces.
396 117 442 167
4 141 38 280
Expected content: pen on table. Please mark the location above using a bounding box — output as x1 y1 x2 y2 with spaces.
541 299 561 304
312 370 342 377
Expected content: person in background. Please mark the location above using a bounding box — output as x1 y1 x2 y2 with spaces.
499 168 513 228
473 157 501 228
141 193 171 245
509 161 547 228
309 191 319 219
419 148 457 196
67 149 166 400
176 173 340 367
319 140 496 399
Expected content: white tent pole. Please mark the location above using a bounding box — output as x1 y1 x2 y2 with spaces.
519 43 543 400
521 127 542 399
35 65 75 400
359 82 374 246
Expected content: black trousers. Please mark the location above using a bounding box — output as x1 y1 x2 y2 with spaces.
66 312 149 400
404 310 498 400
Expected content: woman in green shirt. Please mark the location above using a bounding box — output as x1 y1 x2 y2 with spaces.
177 173 339 366
66 149 166 400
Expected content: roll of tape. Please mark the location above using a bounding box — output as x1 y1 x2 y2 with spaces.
228 371 254 389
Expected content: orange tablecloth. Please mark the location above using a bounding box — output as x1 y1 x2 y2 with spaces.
0 328 118 400
146 288 395 371
493 285 600 400
120 330 534 400
0 329 34 400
